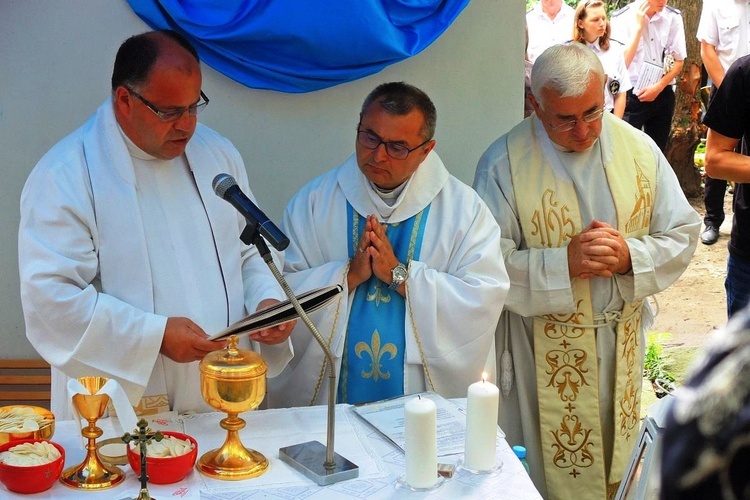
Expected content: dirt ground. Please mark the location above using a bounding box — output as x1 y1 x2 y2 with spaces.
638 193 732 410
649 194 732 349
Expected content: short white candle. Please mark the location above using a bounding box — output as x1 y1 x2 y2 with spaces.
404 395 438 488
464 373 500 471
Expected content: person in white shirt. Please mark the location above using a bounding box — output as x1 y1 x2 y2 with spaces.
573 0 632 118
527 0 576 65
18 30 295 419
525 0 576 117
699 0 750 87
697 0 750 246
611 0 686 151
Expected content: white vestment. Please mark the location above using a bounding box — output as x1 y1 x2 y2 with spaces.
473 113 700 498
266 152 509 408
19 101 291 419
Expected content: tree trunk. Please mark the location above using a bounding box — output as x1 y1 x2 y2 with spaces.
664 0 703 199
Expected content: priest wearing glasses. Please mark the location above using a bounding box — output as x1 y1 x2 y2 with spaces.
19 30 295 420
267 81 509 409
473 43 699 499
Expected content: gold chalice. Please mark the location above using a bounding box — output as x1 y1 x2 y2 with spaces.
198 335 268 480
60 376 125 489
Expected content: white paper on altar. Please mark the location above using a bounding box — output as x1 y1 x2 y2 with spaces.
351 391 504 456
180 404 388 494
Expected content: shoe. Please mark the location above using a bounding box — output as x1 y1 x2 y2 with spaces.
701 225 719 245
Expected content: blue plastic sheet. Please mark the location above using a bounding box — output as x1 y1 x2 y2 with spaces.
126 0 470 93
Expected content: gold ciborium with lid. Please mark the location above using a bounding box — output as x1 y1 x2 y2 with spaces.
198 335 268 480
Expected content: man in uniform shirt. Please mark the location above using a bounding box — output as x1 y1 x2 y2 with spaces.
473 43 699 499
611 0 686 151
697 0 750 246
526 0 576 65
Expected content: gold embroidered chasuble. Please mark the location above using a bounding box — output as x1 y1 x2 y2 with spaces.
507 116 655 498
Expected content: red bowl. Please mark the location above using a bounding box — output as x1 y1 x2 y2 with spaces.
0 439 65 494
127 431 198 484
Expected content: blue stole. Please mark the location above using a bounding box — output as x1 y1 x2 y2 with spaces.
338 204 430 404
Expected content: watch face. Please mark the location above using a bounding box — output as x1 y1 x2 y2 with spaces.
393 264 408 281
390 263 408 289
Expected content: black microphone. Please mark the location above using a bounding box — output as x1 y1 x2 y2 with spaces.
212 173 290 251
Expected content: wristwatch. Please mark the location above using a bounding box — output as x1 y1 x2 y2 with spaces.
389 262 408 290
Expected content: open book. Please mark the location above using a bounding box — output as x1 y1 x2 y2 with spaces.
208 284 343 341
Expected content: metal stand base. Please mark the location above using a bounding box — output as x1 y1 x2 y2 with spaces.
279 441 359 486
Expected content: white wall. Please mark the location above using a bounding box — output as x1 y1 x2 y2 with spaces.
1 0 524 359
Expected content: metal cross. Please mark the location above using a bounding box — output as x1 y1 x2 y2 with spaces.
122 418 163 500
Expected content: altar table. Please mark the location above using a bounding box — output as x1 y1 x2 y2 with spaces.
1 402 541 499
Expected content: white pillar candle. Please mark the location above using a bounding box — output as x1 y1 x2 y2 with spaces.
464 373 500 471
404 395 438 488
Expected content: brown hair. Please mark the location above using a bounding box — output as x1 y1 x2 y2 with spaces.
573 0 610 51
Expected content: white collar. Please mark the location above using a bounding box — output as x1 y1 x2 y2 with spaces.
336 151 449 223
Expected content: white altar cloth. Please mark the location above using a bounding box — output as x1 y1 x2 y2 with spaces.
0 403 541 499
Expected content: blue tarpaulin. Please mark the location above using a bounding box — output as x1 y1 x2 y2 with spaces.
126 0 470 93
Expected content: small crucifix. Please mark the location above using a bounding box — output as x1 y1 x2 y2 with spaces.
122 418 163 500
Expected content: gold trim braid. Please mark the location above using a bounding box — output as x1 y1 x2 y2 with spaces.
405 281 435 392
310 265 348 406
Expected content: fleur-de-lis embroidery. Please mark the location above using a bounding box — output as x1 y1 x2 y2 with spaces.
546 349 589 402
355 330 398 382
551 414 595 472
366 282 391 306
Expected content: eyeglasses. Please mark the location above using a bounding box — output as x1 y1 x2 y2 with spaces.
126 87 209 122
356 129 431 160
546 107 605 132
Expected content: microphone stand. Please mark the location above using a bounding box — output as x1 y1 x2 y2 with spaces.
239 224 358 486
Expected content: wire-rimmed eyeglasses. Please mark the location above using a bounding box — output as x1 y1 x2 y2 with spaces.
546 107 605 132
356 129 431 160
126 87 209 122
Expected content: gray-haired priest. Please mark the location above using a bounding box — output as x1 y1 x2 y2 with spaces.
473 43 699 499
